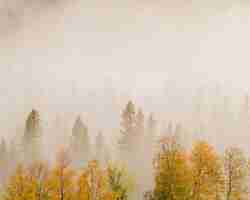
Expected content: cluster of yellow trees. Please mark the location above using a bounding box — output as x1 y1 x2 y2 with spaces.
3 149 131 200
2 139 250 200
154 137 250 200
4 139 250 200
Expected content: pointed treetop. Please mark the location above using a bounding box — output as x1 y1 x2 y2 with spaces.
72 115 88 138
148 113 156 128
125 100 136 113
96 131 104 144
0 138 6 153
25 109 40 134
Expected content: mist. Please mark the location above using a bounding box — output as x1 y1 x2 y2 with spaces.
1 1 250 199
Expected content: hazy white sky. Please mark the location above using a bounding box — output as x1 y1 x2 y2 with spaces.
0 0 250 149
1 0 250 98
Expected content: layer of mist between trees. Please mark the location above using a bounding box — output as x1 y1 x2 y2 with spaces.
0 99 250 200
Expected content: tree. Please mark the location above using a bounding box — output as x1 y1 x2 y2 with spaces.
119 101 137 161
48 149 75 200
145 113 157 154
23 109 42 163
71 116 90 167
154 135 192 200
107 163 134 200
190 141 224 200
135 108 145 138
224 147 250 200
8 139 19 173
95 131 106 167
166 121 173 137
77 160 107 200
147 114 157 138
77 169 91 200
4 165 31 200
0 138 9 184
26 161 50 200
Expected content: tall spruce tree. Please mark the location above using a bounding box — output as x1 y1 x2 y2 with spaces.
146 113 157 149
71 116 90 167
95 131 106 166
23 109 42 163
0 138 8 184
119 101 137 158
135 108 145 137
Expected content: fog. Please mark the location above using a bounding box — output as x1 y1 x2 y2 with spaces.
1 1 250 199
0 0 250 157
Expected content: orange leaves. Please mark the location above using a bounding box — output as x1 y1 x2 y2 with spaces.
154 139 225 200
190 141 224 200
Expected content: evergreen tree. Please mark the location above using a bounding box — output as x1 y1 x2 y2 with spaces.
8 139 19 174
145 113 157 151
0 138 8 185
166 121 173 137
119 101 137 157
23 109 42 163
0 138 7 165
95 131 106 166
135 108 145 138
71 116 90 167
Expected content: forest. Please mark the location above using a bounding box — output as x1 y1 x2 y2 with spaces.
0 99 249 200
0 0 249 199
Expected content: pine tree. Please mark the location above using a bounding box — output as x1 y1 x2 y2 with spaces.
145 113 157 152
95 131 106 167
23 109 42 163
9 139 19 170
0 138 8 185
119 101 137 157
166 121 173 137
71 116 90 167
135 108 145 138
0 138 7 165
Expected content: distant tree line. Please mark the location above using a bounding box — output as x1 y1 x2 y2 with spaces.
0 101 249 200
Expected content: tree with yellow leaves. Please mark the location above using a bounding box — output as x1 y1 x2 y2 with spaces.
4 165 33 200
26 161 50 200
191 141 224 200
154 135 192 200
107 163 133 200
224 147 250 200
48 148 75 200
77 160 107 200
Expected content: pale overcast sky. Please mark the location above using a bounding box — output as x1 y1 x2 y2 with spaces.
0 0 250 111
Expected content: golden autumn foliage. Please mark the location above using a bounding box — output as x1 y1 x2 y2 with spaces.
5 165 32 200
154 136 192 200
190 141 225 200
77 160 107 200
3 152 131 200
47 149 76 200
3 141 250 200
224 147 250 200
